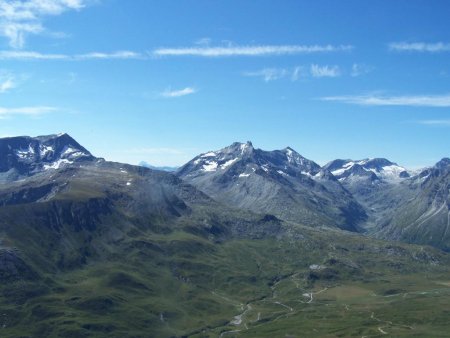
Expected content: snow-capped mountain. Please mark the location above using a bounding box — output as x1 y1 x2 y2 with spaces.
177 142 367 231
377 158 450 250
325 158 410 183
177 141 322 180
0 133 95 181
323 158 412 230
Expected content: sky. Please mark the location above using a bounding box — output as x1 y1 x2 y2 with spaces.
0 0 449 168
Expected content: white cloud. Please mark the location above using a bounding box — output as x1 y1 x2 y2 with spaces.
0 106 57 118
0 50 144 60
321 93 450 107
291 66 304 81
194 37 212 46
153 44 353 57
310 64 340 78
351 63 373 77
74 51 143 60
0 71 15 93
389 42 450 52
0 0 87 48
0 50 68 59
244 68 288 82
416 119 450 126
0 77 14 92
161 87 197 98
244 64 345 82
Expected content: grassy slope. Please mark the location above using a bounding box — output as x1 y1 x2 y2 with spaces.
2 228 450 337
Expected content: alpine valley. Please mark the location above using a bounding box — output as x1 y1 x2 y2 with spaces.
1 134 450 338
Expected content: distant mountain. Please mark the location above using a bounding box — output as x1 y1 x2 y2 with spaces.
376 158 450 250
138 161 178 172
324 158 410 184
0 133 95 182
323 158 411 229
177 141 367 231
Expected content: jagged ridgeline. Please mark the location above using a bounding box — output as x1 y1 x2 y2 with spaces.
1 134 450 337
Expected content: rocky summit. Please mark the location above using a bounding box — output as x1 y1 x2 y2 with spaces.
0 133 95 182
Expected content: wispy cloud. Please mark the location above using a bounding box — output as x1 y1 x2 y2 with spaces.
0 50 144 60
322 93 450 107
351 63 373 77
415 119 450 126
389 42 450 52
0 71 16 93
0 0 87 48
0 50 69 60
194 37 212 46
244 64 347 82
243 68 288 82
161 87 197 98
0 106 57 118
310 64 340 78
74 51 144 60
153 44 353 57
291 66 304 81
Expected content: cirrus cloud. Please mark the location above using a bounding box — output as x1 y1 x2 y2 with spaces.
321 93 450 107
153 44 353 57
0 0 88 48
160 87 197 98
389 42 450 53
0 105 57 118
310 64 341 78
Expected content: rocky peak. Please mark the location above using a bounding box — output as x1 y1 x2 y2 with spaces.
0 133 95 180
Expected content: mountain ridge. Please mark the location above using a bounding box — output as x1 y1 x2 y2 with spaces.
177 141 367 231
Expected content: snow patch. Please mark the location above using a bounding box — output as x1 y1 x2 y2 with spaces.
61 146 87 159
285 148 294 163
221 158 238 169
201 152 216 158
202 161 218 172
240 143 249 154
16 145 35 159
277 170 288 176
239 173 250 178
39 145 54 157
43 159 73 170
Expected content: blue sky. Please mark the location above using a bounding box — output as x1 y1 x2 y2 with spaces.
0 0 449 168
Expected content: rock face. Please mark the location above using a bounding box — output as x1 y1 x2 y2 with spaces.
0 133 95 182
177 142 367 231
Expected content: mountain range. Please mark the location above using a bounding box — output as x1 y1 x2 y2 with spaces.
1 133 448 249
176 140 450 250
1 133 450 337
